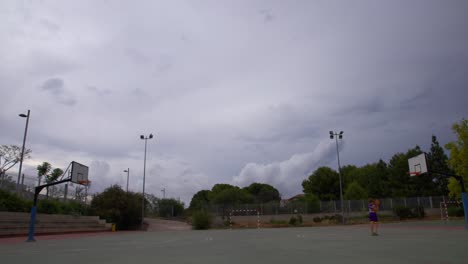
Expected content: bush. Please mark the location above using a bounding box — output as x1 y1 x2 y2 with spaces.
289 216 298 226
333 214 343 224
0 189 30 212
313 217 322 223
90 185 145 230
296 214 303 224
37 199 61 214
192 211 212 230
411 205 425 218
393 205 412 219
270 219 288 225
448 206 464 217
393 205 425 219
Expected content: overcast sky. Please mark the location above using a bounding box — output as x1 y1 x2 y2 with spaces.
1 0 467 205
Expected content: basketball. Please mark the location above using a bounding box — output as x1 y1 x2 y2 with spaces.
374 199 380 211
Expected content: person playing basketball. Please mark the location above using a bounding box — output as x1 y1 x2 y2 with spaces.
369 198 379 236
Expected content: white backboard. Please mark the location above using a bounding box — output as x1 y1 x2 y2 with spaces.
71 161 89 184
408 153 428 176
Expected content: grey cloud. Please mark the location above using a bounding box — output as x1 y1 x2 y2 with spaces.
41 78 65 94
233 141 336 198
87 86 111 96
1 0 467 202
259 9 275 22
40 78 77 106
39 18 60 32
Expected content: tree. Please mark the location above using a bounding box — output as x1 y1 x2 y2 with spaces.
427 135 451 195
445 119 468 199
45 168 63 198
158 198 185 218
189 190 212 210
387 146 427 197
302 167 340 200
90 185 146 230
344 181 368 200
0 145 32 179
36 162 51 187
243 183 281 203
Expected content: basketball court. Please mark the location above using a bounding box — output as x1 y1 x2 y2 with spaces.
1 220 467 264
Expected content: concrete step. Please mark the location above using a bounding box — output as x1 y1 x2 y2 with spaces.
0 223 107 229
0 226 110 236
0 212 111 237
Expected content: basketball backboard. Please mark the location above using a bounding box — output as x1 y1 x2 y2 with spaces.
71 161 89 184
408 153 428 176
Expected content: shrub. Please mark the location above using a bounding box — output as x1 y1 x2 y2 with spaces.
448 206 464 217
270 219 288 225
393 205 412 219
296 214 303 224
90 185 145 230
37 199 61 214
289 216 298 226
313 217 322 223
411 205 425 218
0 189 30 212
333 214 343 224
192 211 212 230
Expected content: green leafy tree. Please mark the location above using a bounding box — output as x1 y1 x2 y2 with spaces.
294 193 320 213
45 168 64 198
90 185 146 230
157 198 185 218
243 183 281 203
427 135 451 195
189 190 212 210
445 119 468 198
344 181 368 200
388 146 425 197
302 167 340 200
37 162 51 187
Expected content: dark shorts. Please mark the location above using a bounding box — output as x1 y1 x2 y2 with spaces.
369 212 378 222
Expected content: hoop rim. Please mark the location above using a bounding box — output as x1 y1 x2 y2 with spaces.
78 180 91 185
409 172 422 176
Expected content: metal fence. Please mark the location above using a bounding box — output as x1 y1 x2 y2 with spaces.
0 173 89 203
207 196 449 216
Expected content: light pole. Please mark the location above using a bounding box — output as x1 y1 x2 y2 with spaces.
161 188 165 199
330 130 345 224
17 110 30 193
124 168 130 192
140 134 153 229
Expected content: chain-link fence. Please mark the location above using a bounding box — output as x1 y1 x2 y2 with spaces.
0 173 89 203
206 196 448 217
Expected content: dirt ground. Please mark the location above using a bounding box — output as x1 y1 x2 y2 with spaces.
144 218 191 231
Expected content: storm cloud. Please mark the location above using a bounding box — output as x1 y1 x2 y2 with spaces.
1 0 467 204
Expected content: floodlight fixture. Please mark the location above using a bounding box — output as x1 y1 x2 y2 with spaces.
17 110 30 193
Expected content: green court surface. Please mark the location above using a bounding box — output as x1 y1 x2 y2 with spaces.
1 221 467 264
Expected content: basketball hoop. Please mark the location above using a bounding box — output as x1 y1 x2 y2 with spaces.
409 172 421 177
78 180 91 186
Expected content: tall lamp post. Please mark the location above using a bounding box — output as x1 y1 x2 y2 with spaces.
17 110 31 193
330 130 345 224
140 134 153 229
124 168 130 192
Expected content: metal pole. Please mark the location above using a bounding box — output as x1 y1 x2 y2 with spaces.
126 168 130 193
335 136 345 224
21 173 25 193
142 138 147 229
17 110 30 193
